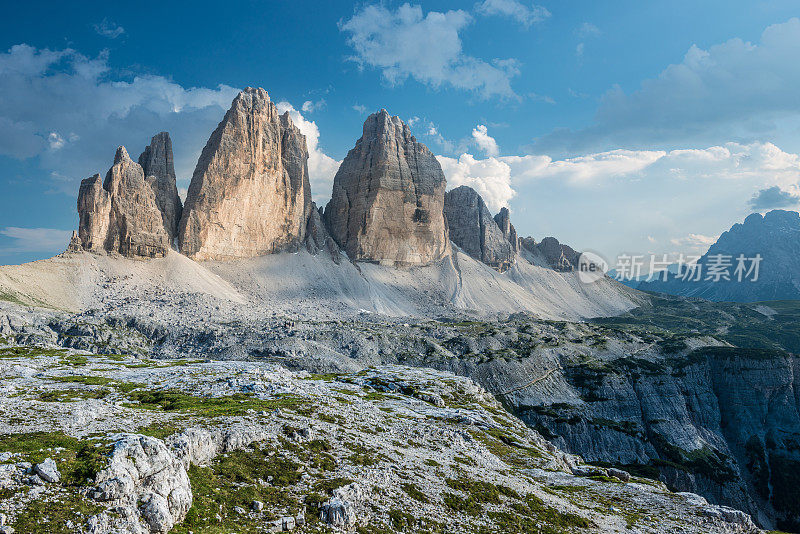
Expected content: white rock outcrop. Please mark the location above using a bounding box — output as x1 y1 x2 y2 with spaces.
92 435 191 533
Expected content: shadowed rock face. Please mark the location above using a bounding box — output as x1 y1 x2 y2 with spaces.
444 186 515 271
494 208 519 254
178 87 312 260
77 146 171 257
324 110 450 266
521 236 580 272
139 132 182 243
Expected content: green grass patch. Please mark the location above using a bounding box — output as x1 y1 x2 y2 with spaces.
12 492 104 533
123 389 305 417
0 431 111 485
401 482 429 503
37 389 110 402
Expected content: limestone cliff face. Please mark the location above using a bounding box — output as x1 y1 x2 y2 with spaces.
323 110 450 266
178 87 312 260
444 186 515 271
77 147 171 257
139 132 182 243
508 348 800 531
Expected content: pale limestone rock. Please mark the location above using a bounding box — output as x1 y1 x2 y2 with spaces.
93 434 191 533
66 230 82 252
77 147 171 258
444 185 514 271
305 202 340 261
323 110 450 266
178 87 312 260
33 458 60 483
139 132 182 244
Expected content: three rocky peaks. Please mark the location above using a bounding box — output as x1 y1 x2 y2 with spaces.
73 87 580 271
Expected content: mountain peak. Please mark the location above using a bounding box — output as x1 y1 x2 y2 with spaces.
114 146 130 164
324 110 449 266
177 85 311 260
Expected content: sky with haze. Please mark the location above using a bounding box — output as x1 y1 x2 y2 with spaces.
1 0 799 266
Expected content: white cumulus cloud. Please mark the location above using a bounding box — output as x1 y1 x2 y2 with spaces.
301 99 326 113
471 124 499 156
437 141 800 262
476 0 551 27
340 3 520 99
438 153 516 211
0 44 239 194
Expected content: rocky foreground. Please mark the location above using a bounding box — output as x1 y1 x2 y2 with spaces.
0 345 764 534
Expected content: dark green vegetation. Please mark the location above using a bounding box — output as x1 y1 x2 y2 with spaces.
0 346 69 359
441 476 591 534
0 431 111 479
400 482 429 503
124 389 305 417
592 294 800 353
174 443 303 533
11 492 104 533
484 493 592 534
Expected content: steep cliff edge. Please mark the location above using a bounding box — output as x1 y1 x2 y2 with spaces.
444 185 516 271
138 131 182 243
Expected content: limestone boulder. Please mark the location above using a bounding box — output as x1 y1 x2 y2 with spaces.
178 87 312 260
323 110 450 266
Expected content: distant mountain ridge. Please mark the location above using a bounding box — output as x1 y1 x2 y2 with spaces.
640 210 800 302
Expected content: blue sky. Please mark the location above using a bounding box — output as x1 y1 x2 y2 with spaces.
1 0 800 266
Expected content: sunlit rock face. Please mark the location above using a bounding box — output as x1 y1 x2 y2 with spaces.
77 146 171 258
324 110 450 266
179 87 312 260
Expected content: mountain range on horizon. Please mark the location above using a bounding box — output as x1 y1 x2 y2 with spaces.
65 86 586 276
639 209 800 302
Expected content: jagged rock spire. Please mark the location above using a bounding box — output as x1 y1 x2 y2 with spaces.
178 87 312 260
77 145 171 258
139 132 182 243
445 186 515 272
